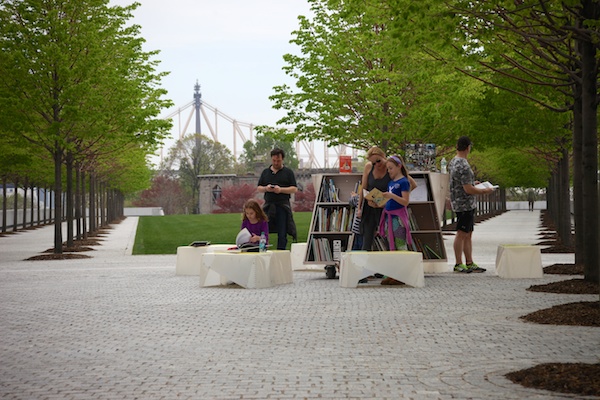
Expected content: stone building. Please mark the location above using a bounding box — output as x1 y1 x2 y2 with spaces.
197 168 346 214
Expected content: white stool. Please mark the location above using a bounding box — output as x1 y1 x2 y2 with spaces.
495 245 543 278
339 251 424 288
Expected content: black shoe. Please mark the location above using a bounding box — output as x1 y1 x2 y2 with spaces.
374 273 384 278
358 278 369 284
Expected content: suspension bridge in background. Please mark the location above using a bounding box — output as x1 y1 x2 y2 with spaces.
158 82 358 169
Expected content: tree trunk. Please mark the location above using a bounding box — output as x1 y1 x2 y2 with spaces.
12 179 18 232
2 176 7 233
75 166 81 240
36 186 41 227
66 153 74 248
22 178 28 230
557 147 571 246
82 171 87 239
89 172 96 234
53 149 63 254
572 81 584 266
578 10 599 283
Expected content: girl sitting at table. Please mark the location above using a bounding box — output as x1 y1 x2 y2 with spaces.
241 199 269 245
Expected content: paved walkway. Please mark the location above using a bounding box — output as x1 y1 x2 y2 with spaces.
0 211 596 400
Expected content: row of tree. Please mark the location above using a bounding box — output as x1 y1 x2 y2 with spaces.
267 0 598 282
0 1 172 253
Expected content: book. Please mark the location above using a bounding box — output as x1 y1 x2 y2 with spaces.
475 181 499 190
332 239 342 261
423 244 442 259
410 178 429 202
364 188 389 207
235 228 252 247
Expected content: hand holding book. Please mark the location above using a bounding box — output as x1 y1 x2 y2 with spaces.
474 181 499 190
364 188 389 207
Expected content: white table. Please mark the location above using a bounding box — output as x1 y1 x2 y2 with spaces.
339 251 425 288
495 245 543 278
176 244 234 275
199 250 293 289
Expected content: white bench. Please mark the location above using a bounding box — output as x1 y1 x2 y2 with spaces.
339 251 424 288
495 245 543 278
200 250 293 289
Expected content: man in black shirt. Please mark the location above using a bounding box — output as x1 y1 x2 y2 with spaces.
257 148 298 249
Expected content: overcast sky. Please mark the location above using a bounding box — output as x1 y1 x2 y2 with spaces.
109 0 313 161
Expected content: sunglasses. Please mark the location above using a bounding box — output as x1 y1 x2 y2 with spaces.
374 159 384 164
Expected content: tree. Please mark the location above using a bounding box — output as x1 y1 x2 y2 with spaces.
161 133 235 213
293 182 316 212
0 0 171 253
447 0 598 282
133 175 187 215
238 128 299 171
214 184 258 214
270 0 482 153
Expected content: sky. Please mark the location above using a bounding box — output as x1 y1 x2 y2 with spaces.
109 0 317 164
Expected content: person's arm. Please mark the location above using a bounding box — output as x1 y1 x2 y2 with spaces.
358 163 373 216
272 185 297 195
408 174 418 191
257 170 269 193
463 183 494 195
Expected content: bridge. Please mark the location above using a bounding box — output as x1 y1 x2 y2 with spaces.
158 82 358 169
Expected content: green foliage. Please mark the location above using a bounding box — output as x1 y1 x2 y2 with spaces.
469 147 551 188
238 128 299 170
0 1 172 195
160 133 235 213
133 212 312 254
271 0 484 154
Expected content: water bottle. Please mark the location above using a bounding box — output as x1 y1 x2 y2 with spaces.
440 157 447 174
259 232 266 252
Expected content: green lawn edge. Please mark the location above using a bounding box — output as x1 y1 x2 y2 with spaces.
132 212 312 254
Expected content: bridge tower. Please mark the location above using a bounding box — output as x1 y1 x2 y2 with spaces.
194 80 202 134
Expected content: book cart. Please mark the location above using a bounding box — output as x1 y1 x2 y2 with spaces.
407 172 449 273
305 173 362 279
305 171 449 278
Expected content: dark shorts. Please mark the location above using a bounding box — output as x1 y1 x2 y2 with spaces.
456 209 475 233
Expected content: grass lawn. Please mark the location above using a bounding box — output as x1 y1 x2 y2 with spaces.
133 212 312 254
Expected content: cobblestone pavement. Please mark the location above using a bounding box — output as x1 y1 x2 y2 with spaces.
0 211 597 400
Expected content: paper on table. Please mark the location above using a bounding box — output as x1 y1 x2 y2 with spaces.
475 181 499 189
235 228 252 247
364 187 389 207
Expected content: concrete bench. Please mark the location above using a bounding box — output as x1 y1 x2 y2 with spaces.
339 251 424 288
495 245 543 278
175 244 234 276
199 250 292 289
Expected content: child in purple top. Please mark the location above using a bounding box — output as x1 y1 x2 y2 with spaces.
378 155 413 251
241 199 269 245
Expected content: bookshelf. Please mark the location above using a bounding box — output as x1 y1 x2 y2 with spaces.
305 173 362 278
408 171 450 273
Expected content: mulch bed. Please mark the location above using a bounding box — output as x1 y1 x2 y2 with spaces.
520 301 600 327
527 278 599 295
506 363 600 397
544 263 584 275
26 253 91 261
508 209 600 396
